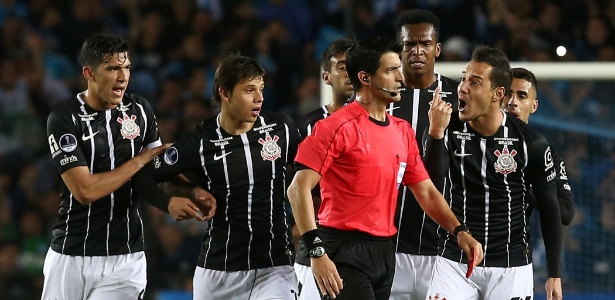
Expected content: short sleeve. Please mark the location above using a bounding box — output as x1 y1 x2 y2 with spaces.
47 110 88 174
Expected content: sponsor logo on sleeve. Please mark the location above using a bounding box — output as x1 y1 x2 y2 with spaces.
546 170 556 182
48 135 61 157
154 156 161 169
544 147 554 171
59 134 77 152
59 155 78 166
163 147 179 165
559 161 568 180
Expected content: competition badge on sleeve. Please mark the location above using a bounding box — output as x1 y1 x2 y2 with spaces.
258 132 281 161
117 114 140 140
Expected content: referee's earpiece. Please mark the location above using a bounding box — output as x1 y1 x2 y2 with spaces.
363 76 370 84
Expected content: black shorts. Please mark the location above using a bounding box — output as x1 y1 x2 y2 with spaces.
320 226 396 300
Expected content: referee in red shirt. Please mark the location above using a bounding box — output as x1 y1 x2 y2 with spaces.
287 38 483 300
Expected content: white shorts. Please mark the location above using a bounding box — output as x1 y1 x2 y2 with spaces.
41 248 147 300
193 265 298 300
389 253 436 300
425 256 533 300
294 263 320 300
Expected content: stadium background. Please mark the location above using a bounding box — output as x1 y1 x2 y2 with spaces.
0 0 613 299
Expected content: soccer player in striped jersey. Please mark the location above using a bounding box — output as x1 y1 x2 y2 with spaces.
388 10 460 300
294 38 354 300
424 46 564 300
43 33 204 300
502 67 575 225
288 38 482 300
134 54 300 299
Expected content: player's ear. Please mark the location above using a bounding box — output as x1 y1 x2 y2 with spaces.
435 42 442 58
219 87 230 103
494 87 505 103
531 99 538 114
83 67 95 82
322 71 332 86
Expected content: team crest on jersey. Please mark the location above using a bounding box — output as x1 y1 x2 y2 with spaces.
117 114 140 140
494 145 517 175
258 132 281 161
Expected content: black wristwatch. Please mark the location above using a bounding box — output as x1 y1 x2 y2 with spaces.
453 224 471 241
308 246 326 258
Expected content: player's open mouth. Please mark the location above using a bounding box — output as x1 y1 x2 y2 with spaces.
459 99 467 111
251 108 261 116
410 60 426 67
112 87 124 97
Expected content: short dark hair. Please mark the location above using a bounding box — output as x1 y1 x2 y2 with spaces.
471 46 512 98
346 38 403 91
511 67 538 92
321 39 353 72
395 9 441 42
79 33 129 68
212 54 266 103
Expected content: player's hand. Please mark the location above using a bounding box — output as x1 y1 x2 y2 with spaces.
190 187 217 220
311 254 343 299
457 231 484 267
545 277 563 300
168 196 205 221
428 87 452 139
135 144 170 167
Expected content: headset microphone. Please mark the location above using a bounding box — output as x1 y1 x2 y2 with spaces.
375 86 405 97
363 76 405 97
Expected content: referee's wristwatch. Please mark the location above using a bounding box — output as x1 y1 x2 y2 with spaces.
453 224 471 241
308 246 326 258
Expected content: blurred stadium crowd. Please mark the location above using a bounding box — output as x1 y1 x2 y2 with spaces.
0 0 614 299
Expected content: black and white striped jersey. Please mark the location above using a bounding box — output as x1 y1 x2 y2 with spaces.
297 105 329 139
46 93 162 256
389 74 459 255
149 112 299 271
424 111 563 275
294 105 330 266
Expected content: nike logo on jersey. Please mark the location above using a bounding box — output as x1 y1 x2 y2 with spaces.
453 150 472 157
213 152 232 161
82 131 99 141
386 106 401 113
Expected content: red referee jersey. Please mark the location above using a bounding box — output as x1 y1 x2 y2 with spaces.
295 101 429 237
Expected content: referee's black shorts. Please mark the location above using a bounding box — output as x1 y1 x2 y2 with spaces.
319 226 396 300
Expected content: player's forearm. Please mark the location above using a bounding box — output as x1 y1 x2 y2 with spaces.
422 134 448 188
557 185 575 226
64 158 147 204
133 164 171 213
287 182 318 234
536 188 564 277
419 185 461 233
